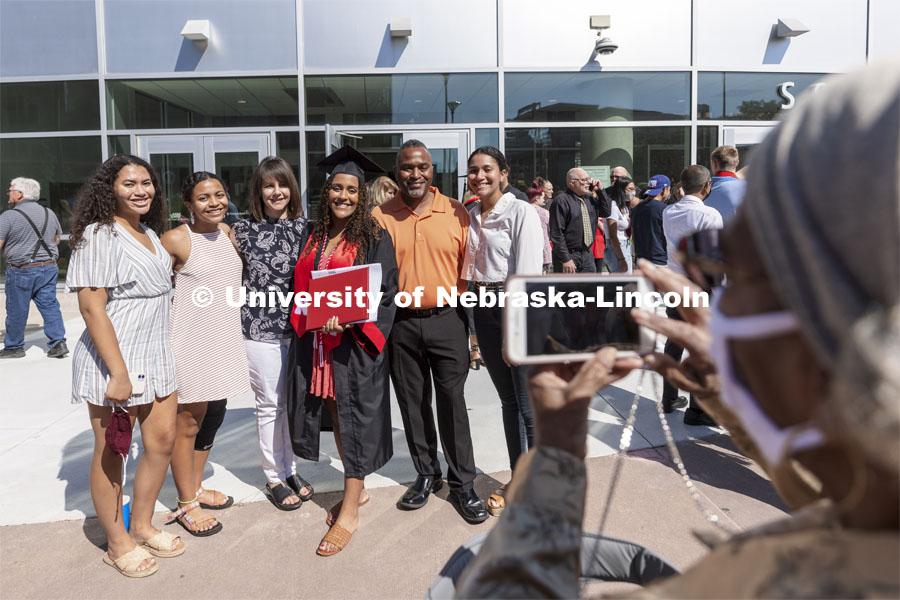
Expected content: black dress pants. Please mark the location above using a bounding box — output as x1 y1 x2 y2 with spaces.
473 303 533 470
389 306 477 492
553 248 596 273
662 307 708 417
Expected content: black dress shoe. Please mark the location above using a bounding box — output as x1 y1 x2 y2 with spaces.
451 489 488 524
397 475 443 510
683 408 717 427
662 395 688 414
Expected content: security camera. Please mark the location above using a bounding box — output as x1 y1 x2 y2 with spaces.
595 36 618 55
588 16 618 57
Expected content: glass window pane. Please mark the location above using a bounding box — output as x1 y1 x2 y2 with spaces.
107 77 299 129
0 136 102 282
1 80 100 133
147 153 195 230
215 152 258 225
504 126 689 194
504 72 690 123
698 72 826 120
475 128 499 149
108 135 131 157
305 74 498 125
697 126 718 167
304 131 326 221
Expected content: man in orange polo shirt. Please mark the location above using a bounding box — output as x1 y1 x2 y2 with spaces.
372 140 487 524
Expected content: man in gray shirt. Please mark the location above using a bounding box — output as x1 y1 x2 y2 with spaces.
0 178 68 358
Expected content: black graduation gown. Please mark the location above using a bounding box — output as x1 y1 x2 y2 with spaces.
286 231 398 478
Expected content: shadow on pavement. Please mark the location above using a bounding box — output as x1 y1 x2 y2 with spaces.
632 433 788 513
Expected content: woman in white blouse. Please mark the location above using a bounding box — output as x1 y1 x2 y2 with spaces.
603 176 635 274
462 146 543 517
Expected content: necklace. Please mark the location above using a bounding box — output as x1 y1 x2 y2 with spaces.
597 330 735 541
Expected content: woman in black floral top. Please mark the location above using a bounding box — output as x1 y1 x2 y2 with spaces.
231 157 314 511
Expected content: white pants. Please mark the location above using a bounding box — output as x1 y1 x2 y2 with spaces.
244 337 296 484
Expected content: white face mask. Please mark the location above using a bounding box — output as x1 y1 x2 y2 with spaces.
708 291 826 467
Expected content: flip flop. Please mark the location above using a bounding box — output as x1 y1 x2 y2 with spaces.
103 547 159 578
140 531 185 558
326 492 371 527
197 487 234 510
266 482 303 511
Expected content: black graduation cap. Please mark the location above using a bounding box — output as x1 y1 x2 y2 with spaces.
316 145 383 184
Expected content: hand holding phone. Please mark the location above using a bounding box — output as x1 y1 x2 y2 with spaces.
504 275 656 365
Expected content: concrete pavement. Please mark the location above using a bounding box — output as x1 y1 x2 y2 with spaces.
0 292 789 598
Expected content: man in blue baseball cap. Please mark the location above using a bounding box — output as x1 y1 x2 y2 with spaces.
631 174 670 267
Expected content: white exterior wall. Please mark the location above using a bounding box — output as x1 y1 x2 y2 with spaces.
302 0 497 71
869 0 900 61
694 0 869 71
104 0 298 74
501 0 692 69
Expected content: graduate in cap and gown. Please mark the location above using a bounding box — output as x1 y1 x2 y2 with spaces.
286 145 399 556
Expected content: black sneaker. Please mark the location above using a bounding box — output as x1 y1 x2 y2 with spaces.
47 341 69 358
0 347 26 359
662 395 688 414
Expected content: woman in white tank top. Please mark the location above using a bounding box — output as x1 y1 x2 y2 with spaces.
161 172 249 536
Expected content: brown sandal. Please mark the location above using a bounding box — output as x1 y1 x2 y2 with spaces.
316 523 353 557
487 487 506 517
326 492 371 527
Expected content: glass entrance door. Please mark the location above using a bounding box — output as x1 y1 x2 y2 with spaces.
136 133 271 228
719 126 773 169
327 127 470 201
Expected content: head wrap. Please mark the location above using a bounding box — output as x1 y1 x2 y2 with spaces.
743 58 900 472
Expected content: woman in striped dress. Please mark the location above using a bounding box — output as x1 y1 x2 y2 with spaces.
67 155 183 577
162 172 250 536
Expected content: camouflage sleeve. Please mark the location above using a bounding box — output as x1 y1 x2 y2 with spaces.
455 447 587 599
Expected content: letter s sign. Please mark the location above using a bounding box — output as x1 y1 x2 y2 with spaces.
778 81 796 110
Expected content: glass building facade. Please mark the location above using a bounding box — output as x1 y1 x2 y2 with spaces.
1 0 877 283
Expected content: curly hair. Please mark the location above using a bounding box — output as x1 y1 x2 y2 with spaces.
69 155 167 248
302 175 382 265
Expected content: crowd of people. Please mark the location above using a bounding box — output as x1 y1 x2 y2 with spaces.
2 57 895 597
4 137 753 576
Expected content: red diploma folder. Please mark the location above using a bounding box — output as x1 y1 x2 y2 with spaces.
305 265 374 331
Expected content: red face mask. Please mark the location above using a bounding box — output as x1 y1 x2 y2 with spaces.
105 407 132 457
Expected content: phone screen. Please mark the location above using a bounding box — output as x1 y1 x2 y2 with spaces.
523 280 642 356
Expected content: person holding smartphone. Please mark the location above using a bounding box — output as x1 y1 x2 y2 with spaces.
462 146 543 517
67 155 183 577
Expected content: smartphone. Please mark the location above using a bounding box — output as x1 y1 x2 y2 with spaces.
676 228 725 291
504 275 655 365
106 372 146 396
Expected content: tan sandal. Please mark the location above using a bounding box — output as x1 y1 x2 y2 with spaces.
140 530 185 558
103 546 159 578
325 492 371 527
197 487 233 510
487 487 506 517
316 523 353 557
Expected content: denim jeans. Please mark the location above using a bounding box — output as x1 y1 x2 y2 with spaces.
4 264 66 350
473 302 534 470
603 242 633 274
